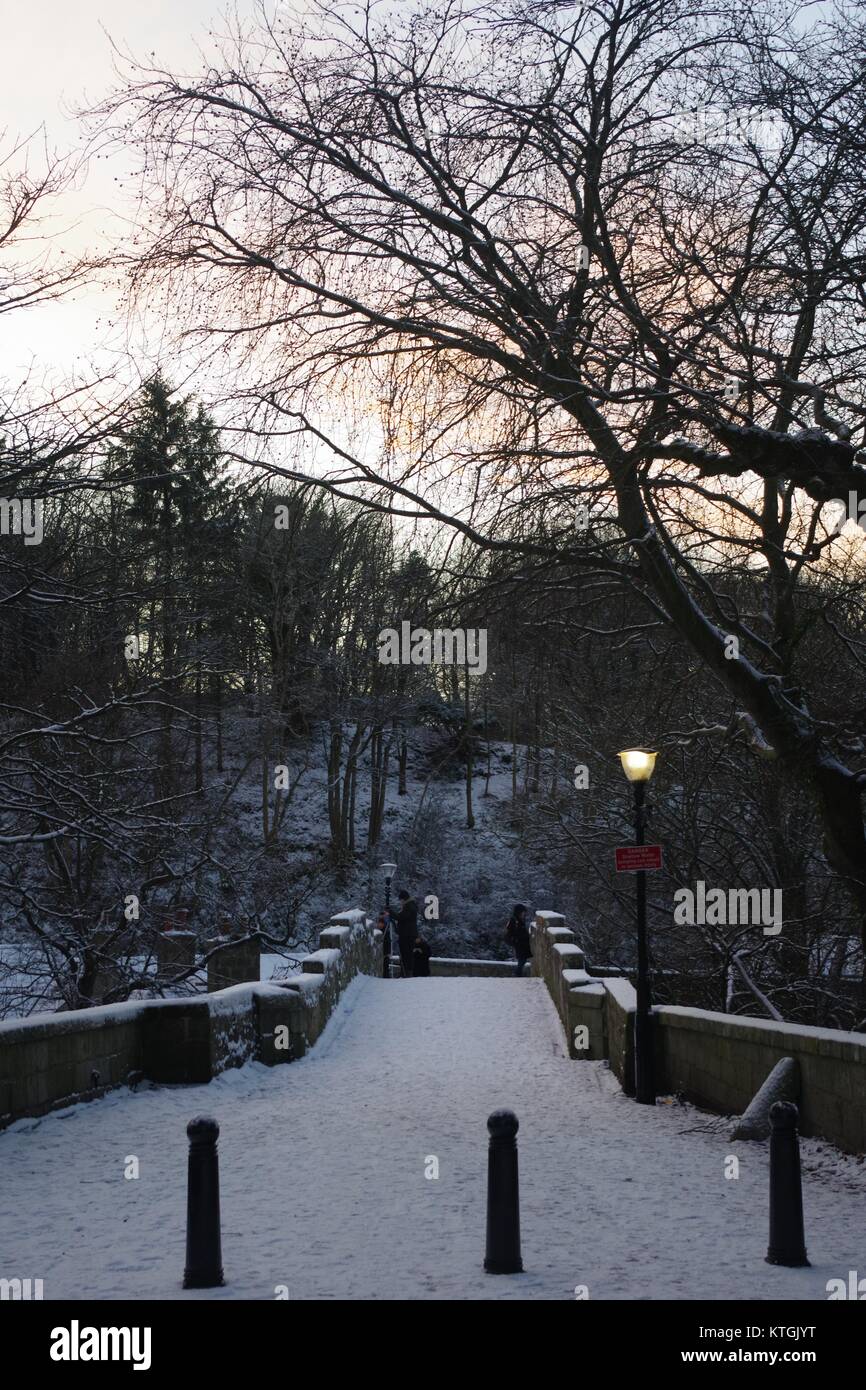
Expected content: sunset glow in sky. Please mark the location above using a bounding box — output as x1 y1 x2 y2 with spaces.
1 0 267 382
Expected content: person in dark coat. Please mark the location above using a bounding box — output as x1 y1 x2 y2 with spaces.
412 934 432 978
505 903 531 977
395 889 418 977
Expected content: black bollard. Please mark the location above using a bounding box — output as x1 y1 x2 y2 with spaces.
765 1101 809 1267
484 1109 523 1274
183 1115 225 1288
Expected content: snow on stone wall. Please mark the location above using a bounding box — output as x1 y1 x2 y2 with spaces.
531 909 866 1152
657 1005 866 1153
0 910 381 1129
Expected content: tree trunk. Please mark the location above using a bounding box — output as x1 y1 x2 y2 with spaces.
398 724 408 795
530 673 541 793
484 681 491 797
327 724 343 850
260 668 270 847
465 671 475 829
213 672 223 774
337 722 365 863
348 760 357 854
368 725 393 848
194 620 203 797
368 726 381 848
158 480 175 799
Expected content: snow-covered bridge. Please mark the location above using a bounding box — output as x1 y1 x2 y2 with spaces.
1 971 862 1301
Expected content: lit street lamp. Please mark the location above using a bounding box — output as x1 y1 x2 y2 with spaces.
618 749 658 1105
381 862 398 977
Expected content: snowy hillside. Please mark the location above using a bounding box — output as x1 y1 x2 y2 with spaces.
0 709 564 1018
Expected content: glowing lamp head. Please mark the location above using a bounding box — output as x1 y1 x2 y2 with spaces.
381 861 397 879
618 749 658 783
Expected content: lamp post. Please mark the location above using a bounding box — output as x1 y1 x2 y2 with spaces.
618 749 658 1106
381 862 398 977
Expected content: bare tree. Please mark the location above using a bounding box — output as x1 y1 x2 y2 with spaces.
100 0 866 949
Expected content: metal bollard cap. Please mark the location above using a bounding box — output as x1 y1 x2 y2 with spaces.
769 1100 799 1128
187 1114 220 1142
487 1109 519 1138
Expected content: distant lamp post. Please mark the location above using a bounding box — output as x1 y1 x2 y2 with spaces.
617 749 658 1105
381 862 398 977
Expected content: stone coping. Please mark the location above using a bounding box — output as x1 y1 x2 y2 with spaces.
659 1004 866 1057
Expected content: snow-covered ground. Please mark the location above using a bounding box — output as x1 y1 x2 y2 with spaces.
1 975 862 1300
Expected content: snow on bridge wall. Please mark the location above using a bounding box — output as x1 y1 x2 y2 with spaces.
0 911 382 1130
429 958 526 977
531 911 866 1154
657 1007 866 1154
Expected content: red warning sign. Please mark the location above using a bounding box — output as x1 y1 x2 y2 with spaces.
615 845 663 873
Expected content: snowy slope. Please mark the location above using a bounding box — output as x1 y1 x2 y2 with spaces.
0 717 559 1018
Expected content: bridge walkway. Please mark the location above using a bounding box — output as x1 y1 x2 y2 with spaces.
1 975 861 1300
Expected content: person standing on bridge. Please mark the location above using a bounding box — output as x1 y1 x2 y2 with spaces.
412 932 432 978
505 903 532 977
395 888 418 977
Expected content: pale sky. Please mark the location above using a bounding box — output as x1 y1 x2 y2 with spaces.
0 0 265 386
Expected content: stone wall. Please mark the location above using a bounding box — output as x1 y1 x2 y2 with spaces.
430 958 526 977
141 998 212 1084
532 912 607 1061
602 977 639 1094
0 1002 146 1126
206 937 261 992
0 910 380 1129
657 1006 866 1154
531 910 866 1153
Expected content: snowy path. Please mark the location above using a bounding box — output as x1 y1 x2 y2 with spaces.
1 976 863 1301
